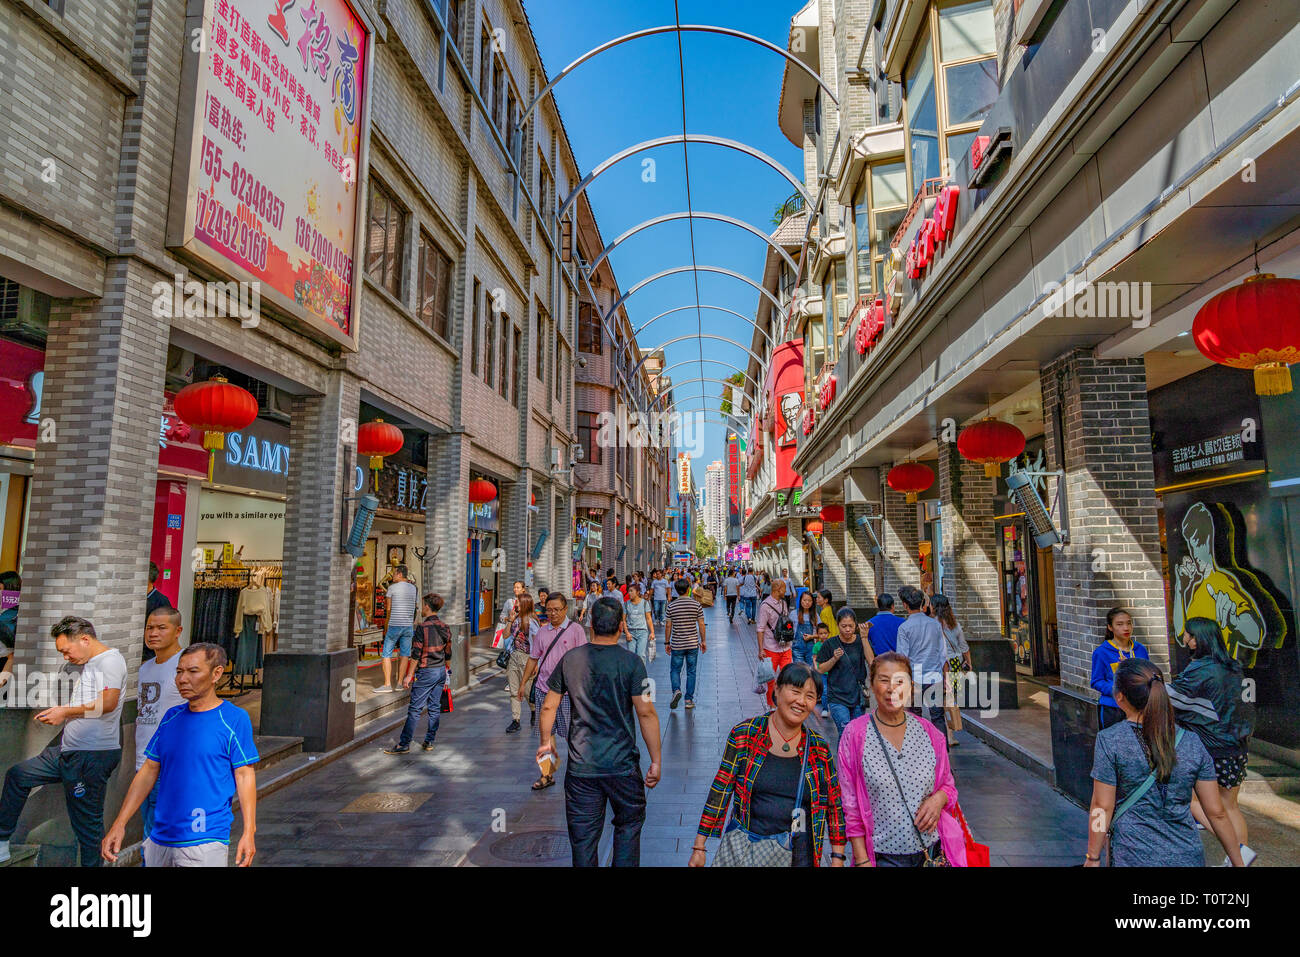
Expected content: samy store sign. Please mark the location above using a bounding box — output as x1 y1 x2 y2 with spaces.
167 0 373 350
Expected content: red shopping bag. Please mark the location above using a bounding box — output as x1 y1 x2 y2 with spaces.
954 804 990 867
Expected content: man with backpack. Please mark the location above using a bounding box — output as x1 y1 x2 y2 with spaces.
756 580 795 708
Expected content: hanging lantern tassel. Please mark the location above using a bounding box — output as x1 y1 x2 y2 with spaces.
202 431 225 482
1254 362 1292 396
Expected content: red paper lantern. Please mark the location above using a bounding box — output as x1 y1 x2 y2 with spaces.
468 478 497 504
887 462 935 504
357 418 404 485
1192 273 1300 395
820 504 845 523
173 376 259 481
957 418 1026 478
805 520 824 535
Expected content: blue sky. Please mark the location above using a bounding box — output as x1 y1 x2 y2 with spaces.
524 0 805 484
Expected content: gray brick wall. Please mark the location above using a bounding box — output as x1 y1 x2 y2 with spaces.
938 440 1002 640
1042 349 1169 691
880 472 921 595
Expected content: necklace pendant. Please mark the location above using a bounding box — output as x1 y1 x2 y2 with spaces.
782 744 791 752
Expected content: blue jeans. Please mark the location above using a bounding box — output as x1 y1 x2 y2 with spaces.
399 666 446 747
828 701 865 735
652 599 666 622
741 597 757 621
382 624 414 659
670 649 698 700
791 638 827 706
627 629 649 661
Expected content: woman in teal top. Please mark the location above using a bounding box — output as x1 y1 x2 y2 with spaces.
1090 607 1149 729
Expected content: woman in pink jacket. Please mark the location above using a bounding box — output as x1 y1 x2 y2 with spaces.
837 651 967 866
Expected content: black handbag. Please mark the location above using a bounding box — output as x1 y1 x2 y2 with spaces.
871 716 950 867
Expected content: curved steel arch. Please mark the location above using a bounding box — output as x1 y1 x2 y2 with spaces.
656 358 759 393
588 211 798 278
623 305 773 366
560 134 812 224
519 25 838 132
637 333 764 381
651 376 755 413
609 265 785 343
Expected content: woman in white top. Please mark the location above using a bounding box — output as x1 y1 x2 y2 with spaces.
929 594 971 747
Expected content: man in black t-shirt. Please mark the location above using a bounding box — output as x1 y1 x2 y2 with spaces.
143 562 173 663
816 614 869 736
540 597 662 867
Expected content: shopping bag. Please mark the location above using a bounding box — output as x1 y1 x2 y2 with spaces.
440 685 453 714
954 804 990 867
491 625 508 649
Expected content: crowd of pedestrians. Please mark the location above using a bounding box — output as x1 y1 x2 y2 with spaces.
0 552 1263 870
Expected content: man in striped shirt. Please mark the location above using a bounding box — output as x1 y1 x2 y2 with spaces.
664 578 706 710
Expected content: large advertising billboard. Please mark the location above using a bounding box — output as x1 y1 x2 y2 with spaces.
169 0 373 349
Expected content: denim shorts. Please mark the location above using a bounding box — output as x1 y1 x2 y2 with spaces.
382 625 414 659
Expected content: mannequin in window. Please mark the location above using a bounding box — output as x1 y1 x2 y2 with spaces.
233 570 273 678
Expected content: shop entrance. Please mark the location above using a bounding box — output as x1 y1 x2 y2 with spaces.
997 516 1059 678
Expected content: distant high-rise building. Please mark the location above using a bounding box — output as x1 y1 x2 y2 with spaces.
705 459 726 544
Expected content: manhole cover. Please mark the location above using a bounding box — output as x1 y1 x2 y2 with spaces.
341 792 432 813
488 829 570 863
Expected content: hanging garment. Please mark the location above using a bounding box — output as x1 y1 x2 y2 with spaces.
233 613 263 677
234 586 273 636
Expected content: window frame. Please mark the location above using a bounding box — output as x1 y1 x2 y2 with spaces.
499 312 510 399
484 299 496 388
470 279 481 376
577 301 602 355
416 230 453 340
903 0 999 198
365 180 405 299
577 411 602 466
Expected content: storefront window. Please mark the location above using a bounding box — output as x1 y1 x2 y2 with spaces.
904 0 998 197
853 180 872 300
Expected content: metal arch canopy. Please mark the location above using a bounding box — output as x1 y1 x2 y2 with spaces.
636 333 764 381
609 265 785 337
623 304 774 366
518 25 839 132
655 361 759 403
588 211 799 278
650 376 757 413
559 134 813 224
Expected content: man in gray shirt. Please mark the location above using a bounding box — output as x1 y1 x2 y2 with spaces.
895 585 947 738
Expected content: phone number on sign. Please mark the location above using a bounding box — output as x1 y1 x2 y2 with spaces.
294 217 354 284
201 136 286 230
197 191 269 272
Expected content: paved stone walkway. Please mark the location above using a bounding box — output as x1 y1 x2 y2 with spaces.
241 597 1087 866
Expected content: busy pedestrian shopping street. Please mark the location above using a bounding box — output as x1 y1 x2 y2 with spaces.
228 594 1092 867
1 0 1298 936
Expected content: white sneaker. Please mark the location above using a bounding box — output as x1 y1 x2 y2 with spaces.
1223 844 1257 867
374 685 394 694
0 841 10 864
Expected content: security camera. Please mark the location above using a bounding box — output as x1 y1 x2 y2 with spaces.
577 356 588 369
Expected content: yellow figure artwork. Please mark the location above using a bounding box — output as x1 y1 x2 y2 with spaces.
1172 502 1267 666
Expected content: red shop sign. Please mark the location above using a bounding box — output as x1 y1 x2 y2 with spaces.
0 339 43 449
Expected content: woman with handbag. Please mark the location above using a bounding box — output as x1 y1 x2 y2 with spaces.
1085 657 1244 867
756 580 794 708
930 595 971 748
503 594 539 734
690 662 846 867
837 652 967 867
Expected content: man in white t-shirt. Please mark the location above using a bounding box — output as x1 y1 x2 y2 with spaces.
0 616 127 866
378 565 419 693
650 570 671 625
136 607 187 847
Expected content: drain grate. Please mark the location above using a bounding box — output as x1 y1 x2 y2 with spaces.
487 829 570 863
341 792 432 813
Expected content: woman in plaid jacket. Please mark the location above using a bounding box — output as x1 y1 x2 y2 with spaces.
690 663 847 866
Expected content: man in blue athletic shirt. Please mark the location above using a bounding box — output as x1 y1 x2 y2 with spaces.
102 642 259 867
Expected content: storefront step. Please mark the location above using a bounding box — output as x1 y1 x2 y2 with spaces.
0 844 39 867
1242 757 1300 798
252 735 304 774
958 710 1056 788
